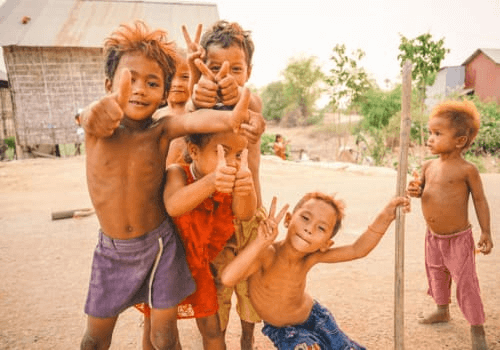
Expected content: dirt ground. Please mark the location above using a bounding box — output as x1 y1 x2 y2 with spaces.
0 155 499 350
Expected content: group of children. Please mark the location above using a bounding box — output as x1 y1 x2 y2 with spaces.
78 18 493 350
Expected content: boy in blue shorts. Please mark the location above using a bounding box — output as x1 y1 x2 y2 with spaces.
221 193 410 349
79 20 255 350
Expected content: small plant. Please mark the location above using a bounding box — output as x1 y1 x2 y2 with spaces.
260 133 275 155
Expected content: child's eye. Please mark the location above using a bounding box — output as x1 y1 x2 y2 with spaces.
232 67 242 73
236 152 242 160
318 226 326 232
210 66 220 73
148 81 159 88
301 215 309 221
182 74 190 80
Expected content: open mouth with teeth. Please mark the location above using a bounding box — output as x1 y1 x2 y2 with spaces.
129 100 149 106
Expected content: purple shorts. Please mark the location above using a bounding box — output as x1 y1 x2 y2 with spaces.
84 218 195 318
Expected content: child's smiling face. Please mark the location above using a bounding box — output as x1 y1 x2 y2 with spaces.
285 198 337 254
106 51 166 121
168 59 190 105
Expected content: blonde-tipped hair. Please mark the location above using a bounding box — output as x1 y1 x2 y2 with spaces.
104 20 177 93
430 100 480 150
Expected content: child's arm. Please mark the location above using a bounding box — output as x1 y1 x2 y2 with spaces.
80 69 131 138
221 197 289 287
233 148 257 220
156 87 252 139
164 145 236 217
312 196 410 264
467 164 493 254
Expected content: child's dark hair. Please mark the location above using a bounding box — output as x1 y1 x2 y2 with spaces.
293 192 345 237
275 134 282 142
183 104 229 163
200 20 254 67
104 20 178 93
429 100 481 150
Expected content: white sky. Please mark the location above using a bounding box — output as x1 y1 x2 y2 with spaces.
2 0 500 91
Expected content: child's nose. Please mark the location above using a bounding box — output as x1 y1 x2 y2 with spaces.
132 81 145 94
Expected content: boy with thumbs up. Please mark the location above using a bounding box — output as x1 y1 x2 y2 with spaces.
184 20 266 350
80 20 256 350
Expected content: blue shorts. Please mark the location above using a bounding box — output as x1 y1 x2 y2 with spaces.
262 301 366 350
84 217 195 318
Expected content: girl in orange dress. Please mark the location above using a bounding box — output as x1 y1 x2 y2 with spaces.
164 130 257 349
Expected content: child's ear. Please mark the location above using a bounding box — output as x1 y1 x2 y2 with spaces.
319 239 334 253
456 135 468 149
187 142 199 161
284 212 292 228
105 78 113 94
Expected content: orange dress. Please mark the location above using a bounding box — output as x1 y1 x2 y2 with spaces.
175 165 235 318
135 165 235 319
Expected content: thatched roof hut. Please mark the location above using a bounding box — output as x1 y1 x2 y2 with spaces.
0 0 219 157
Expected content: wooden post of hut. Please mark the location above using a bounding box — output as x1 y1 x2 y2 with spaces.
394 60 412 350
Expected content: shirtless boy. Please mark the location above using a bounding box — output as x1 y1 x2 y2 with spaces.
221 193 410 349
407 100 493 350
79 20 253 350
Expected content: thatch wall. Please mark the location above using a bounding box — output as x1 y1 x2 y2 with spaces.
0 85 15 139
2 46 104 146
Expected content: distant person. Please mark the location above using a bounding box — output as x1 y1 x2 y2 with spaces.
78 20 255 350
221 193 410 349
74 108 84 156
273 134 289 160
407 100 493 350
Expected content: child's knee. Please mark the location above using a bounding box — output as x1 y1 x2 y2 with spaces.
80 332 112 350
150 331 179 350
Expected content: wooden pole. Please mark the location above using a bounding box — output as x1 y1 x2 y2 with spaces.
395 60 412 350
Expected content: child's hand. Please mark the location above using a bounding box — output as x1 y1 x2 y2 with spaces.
215 61 240 106
477 232 493 255
231 88 251 133
83 69 131 137
192 59 218 109
214 144 237 193
383 196 411 221
182 24 204 61
258 197 289 243
233 149 253 196
240 111 266 144
407 170 422 198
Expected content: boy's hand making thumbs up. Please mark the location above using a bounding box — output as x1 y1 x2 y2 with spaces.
234 149 254 197
81 69 132 138
214 144 237 193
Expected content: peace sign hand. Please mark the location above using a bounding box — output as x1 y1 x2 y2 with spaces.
214 144 237 193
192 58 218 109
182 24 205 88
233 149 253 197
83 68 131 137
258 197 289 243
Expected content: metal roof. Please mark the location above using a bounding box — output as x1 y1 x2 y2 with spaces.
462 48 500 66
0 0 219 48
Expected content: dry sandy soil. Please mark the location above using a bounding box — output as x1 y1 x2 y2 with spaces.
0 154 499 349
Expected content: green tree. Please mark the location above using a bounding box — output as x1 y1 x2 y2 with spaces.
281 56 324 120
398 33 449 150
260 81 288 122
326 44 372 111
359 86 402 129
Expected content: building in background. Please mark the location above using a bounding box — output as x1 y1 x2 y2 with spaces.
0 0 219 158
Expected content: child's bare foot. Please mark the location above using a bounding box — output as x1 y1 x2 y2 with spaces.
417 305 450 324
471 325 487 350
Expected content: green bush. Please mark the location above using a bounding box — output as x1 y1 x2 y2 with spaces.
4 136 15 149
260 133 275 155
467 96 500 155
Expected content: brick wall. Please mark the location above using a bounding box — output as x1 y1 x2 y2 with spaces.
3 46 105 146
